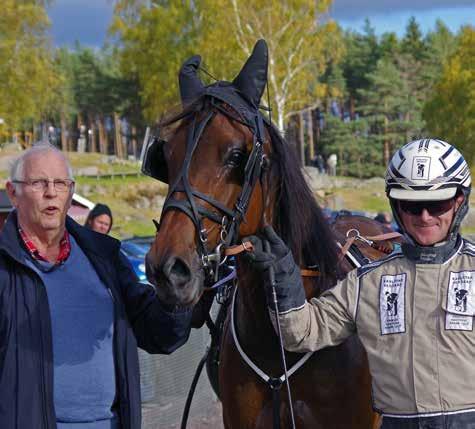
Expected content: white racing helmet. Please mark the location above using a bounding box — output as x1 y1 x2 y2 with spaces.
385 138 471 240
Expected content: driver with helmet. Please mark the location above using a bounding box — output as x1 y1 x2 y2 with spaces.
247 139 474 428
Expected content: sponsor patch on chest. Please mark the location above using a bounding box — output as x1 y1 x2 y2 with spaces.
379 273 406 335
445 271 475 331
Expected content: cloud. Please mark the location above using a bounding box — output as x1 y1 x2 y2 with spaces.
47 0 113 47
330 0 475 21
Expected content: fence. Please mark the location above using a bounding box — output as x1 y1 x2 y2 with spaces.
139 302 224 429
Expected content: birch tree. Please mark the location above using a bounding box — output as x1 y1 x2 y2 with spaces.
204 0 343 130
112 0 343 129
0 0 58 131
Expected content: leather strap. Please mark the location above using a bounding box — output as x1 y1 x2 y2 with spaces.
225 241 320 277
363 231 402 241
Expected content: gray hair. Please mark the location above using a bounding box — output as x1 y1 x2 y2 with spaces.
9 141 74 182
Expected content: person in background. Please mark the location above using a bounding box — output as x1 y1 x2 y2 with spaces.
1 142 193 429
327 153 337 176
247 138 474 428
85 203 113 235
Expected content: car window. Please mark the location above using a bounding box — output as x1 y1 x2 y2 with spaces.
121 238 153 258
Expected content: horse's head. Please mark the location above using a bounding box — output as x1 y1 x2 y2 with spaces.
144 40 276 308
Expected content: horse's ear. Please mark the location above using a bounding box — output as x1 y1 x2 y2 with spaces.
232 39 268 108
179 55 205 106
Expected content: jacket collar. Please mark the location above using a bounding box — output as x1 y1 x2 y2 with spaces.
0 210 120 265
401 234 462 264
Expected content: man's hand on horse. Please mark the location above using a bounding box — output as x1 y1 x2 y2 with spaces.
243 225 306 313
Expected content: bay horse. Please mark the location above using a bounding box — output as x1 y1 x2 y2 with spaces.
144 40 390 428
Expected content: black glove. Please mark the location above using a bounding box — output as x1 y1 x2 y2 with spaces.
244 225 306 313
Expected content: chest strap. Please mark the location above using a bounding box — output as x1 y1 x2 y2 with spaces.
230 286 313 391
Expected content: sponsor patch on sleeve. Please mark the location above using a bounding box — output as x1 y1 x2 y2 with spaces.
379 273 406 335
445 271 475 331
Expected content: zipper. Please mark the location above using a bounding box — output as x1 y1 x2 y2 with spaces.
36 276 51 429
107 285 131 429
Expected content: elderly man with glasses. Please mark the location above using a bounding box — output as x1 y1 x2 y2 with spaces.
0 143 193 429
246 139 474 428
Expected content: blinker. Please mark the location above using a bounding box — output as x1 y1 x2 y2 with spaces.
141 135 169 184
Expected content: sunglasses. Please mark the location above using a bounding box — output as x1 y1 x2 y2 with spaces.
398 198 456 216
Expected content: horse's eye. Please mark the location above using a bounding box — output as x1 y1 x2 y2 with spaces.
226 150 245 167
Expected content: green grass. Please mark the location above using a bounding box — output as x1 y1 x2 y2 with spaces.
462 226 475 235
67 152 142 175
332 188 391 213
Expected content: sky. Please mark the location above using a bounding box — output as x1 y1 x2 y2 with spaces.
47 0 475 47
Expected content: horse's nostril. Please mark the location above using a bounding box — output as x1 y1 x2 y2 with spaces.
164 256 191 286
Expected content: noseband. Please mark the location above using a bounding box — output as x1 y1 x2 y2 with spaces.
158 95 267 283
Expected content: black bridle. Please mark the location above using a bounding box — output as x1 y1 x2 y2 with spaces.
155 96 267 283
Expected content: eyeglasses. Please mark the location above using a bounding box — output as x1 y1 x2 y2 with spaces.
13 178 75 192
398 198 456 216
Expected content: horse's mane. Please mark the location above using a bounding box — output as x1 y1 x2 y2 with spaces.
267 125 342 285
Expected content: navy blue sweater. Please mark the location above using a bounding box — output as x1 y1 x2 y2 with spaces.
0 212 193 429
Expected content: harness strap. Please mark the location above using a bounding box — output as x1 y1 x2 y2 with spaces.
164 111 216 256
269 378 283 429
224 241 254 256
164 199 223 225
338 230 403 265
300 268 320 277
337 241 363 268
363 231 402 241
230 287 313 388
225 241 321 277
338 236 357 261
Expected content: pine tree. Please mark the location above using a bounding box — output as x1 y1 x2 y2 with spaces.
358 58 407 166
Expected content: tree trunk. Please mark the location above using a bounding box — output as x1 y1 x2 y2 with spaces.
383 116 390 166
131 126 138 159
307 109 314 161
97 117 107 154
314 108 321 153
350 96 355 120
277 102 285 132
114 113 124 159
60 112 68 152
298 111 305 166
87 113 97 153
76 113 84 152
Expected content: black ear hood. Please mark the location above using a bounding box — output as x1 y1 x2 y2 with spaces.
232 39 268 108
179 55 205 106
178 40 269 129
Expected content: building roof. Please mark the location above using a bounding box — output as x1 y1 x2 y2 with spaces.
72 193 95 209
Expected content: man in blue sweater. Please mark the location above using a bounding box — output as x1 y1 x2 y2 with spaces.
0 142 193 429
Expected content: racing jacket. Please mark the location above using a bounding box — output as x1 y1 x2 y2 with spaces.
275 236 475 419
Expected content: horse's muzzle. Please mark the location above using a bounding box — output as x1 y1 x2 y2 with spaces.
145 252 204 308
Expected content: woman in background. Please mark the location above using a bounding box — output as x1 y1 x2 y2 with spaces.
85 203 113 234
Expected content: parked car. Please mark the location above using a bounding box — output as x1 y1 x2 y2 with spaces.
120 236 155 283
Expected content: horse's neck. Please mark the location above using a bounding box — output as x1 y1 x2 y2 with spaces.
234 265 278 351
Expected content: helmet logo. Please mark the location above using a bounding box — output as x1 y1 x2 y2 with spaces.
412 157 430 180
